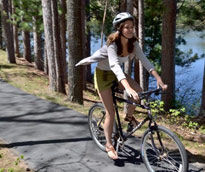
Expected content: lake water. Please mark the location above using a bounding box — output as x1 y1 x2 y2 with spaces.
91 31 205 113
176 31 204 106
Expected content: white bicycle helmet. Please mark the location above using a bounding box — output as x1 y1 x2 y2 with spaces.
113 12 134 30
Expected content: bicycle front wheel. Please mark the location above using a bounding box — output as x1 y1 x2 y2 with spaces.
141 126 188 172
88 103 117 151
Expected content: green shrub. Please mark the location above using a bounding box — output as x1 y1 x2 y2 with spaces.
150 100 165 116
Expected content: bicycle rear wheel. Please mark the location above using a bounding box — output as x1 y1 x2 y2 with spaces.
88 103 117 151
141 126 188 172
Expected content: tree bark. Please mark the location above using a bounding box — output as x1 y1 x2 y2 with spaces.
100 0 108 47
41 0 57 91
120 0 127 12
51 0 66 94
1 0 16 63
11 2 20 57
67 0 85 104
200 62 205 116
33 16 44 71
133 2 140 84
82 0 87 90
85 0 92 83
124 0 133 76
138 0 149 91
13 25 20 57
0 12 3 49
161 0 176 110
59 0 67 83
22 30 32 62
124 0 133 113
44 41 49 75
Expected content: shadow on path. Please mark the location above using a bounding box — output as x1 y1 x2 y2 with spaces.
0 137 92 148
113 145 142 167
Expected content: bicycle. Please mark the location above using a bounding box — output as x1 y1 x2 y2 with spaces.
88 83 188 172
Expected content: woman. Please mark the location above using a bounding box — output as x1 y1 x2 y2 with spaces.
76 12 167 160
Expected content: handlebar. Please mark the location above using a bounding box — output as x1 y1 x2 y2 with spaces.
138 87 162 100
111 82 164 102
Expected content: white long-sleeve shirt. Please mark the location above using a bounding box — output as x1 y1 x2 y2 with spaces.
76 41 155 81
97 42 154 81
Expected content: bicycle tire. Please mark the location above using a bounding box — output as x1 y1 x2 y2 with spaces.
141 125 188 172
88 103 117 151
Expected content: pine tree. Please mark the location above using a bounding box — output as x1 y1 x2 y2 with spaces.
161 0 177 110
41 0 56 91
67 0 85 104
1 0 16 63
200 63 205 116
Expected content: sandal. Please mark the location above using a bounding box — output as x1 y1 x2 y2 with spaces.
105 144 118 160
124 115 139 128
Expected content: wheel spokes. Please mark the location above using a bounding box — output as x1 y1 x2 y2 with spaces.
143 129 184 172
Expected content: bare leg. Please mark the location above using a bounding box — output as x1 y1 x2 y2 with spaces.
97 88 118 159
119 74 142 117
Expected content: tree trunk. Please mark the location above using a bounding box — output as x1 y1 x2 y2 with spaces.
11 1 20 57
13 25 20 57
51 0 66 94
1 0 16 63
59 0 67 83
33 16 44 71
8 0 13 39
85 0 92 83
161 0 176 111
41 0 57 91
120 0 127 12
67 0 85 104
200 62 205 116
22 30 32 62
100 0 108 47
124 0 133 77
138 0 148 91
0 12 3 49
124 0 133 113
133 2 140 84
82 0 87 90
44 41 49 75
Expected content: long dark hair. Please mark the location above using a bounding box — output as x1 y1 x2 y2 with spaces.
106 20 137 56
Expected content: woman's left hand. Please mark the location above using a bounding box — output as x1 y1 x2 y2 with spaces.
150 70 168 91
157 78 168 91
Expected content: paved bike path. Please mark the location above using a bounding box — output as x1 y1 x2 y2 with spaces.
0 80 204 172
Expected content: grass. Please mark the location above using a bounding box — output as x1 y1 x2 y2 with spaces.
0 140 31 172
0 49 205 168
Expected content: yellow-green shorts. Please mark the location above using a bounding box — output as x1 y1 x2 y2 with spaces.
94 67 118 92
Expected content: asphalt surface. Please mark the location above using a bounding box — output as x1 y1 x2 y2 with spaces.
0 79 204 172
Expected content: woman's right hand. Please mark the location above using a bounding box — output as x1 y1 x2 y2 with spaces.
120 78 140 101
125 88 139 101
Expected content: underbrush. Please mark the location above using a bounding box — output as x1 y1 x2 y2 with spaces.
150 100 205 133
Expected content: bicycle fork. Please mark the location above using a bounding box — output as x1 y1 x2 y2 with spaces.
149 125 165 159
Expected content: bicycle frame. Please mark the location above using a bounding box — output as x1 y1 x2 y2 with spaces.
111 88 165 156
112 90 150 139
